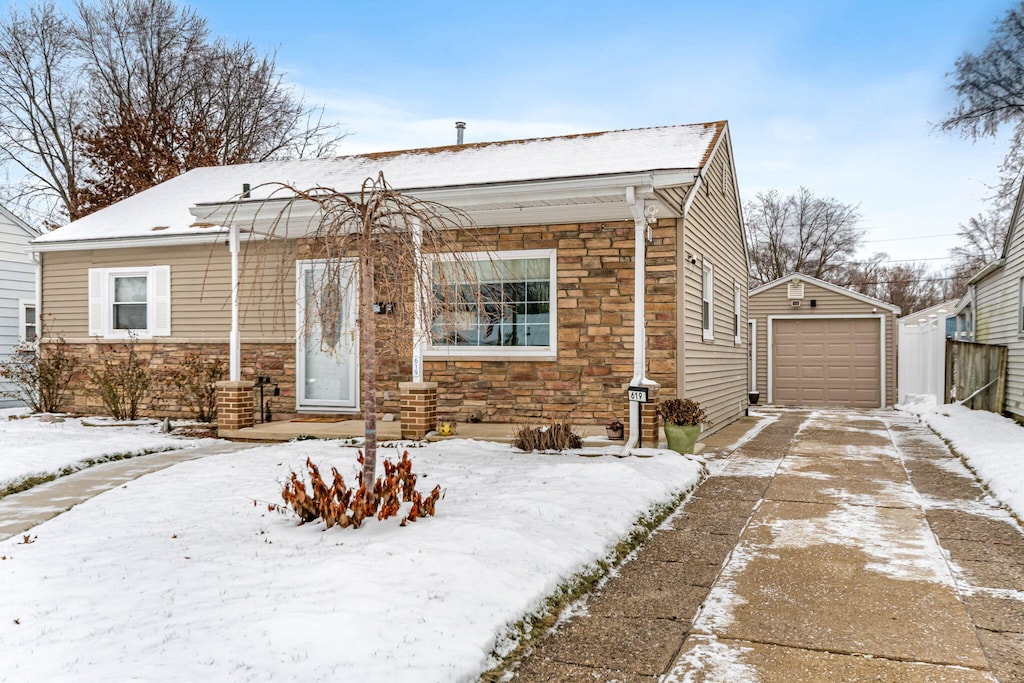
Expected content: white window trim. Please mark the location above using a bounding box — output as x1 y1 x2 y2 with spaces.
88 266 171 339
18 299 36 343
702 260 714 341
424 248 557 359
733 283 742 345
1019 276 1024 335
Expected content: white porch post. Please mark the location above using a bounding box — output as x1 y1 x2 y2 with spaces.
229 223 241 382
412 216 425 383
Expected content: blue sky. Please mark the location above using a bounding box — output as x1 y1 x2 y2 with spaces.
71 1 1024 263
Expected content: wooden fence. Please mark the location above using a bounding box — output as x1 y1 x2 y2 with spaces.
944 340 1008 413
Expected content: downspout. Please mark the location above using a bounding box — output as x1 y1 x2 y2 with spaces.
621 186 654 455
229 223 241 381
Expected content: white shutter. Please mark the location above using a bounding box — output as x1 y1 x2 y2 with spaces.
152 265 171 336
88 269 104 336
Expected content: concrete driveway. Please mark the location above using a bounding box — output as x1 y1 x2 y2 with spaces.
508 408 1024 682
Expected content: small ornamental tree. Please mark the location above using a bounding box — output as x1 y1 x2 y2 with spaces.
232 173 495 505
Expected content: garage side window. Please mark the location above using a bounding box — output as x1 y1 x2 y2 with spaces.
88 266 171 339
702 260 714 341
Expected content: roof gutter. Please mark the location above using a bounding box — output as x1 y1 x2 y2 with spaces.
966 258 1005 285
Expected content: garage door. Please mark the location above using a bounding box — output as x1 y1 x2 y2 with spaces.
772 318 881 408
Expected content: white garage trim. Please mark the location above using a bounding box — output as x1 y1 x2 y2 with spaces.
748 318 757 392
767 314 887 408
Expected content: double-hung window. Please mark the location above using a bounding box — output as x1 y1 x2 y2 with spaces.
19 300 36 342
427 249 556 358
733 283 742 344
88 266 171 339
1019 276 1024 334
702 260 714 341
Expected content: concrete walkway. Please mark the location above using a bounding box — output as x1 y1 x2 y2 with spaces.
0 440 252 541
510 408 1024 682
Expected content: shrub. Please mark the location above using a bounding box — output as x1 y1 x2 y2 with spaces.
90 338 150 420
278 451 443 529
513 420 583 452
163 353 225 422
657 398 708 426
0 339 78 413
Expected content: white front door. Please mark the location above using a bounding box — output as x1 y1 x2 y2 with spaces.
296 260 359 411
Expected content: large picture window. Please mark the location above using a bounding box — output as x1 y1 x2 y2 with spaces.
427 249 556 357
88 266 171 339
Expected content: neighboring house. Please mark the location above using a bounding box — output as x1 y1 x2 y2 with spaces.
897 300 957 405
749 274 900 409
955 179 1024 421
0 205 41 408
31 122 750 438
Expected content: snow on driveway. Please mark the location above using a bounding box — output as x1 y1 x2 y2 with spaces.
0 438 702 682
900 401 1024 519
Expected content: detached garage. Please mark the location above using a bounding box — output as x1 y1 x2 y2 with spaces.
749 274 900 408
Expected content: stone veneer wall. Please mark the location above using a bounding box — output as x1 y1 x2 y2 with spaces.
44 217 678 425
426 219 678 424
47 341 299 420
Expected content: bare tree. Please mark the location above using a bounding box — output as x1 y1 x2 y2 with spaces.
745 187 863 285
942 2 1024 204
237 174 492 498
0 0 343 224
0 3 86 226
846 260 945 313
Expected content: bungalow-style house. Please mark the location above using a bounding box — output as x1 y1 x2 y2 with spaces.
953 180 1024 421
748 274 900 409
0 205 41 408
30 122 750 443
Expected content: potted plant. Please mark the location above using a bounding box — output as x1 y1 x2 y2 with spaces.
605 419 624 440
657 398 708 454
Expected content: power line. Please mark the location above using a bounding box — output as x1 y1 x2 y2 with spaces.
863 233 959 243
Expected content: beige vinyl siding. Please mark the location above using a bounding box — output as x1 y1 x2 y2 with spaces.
677 134 749 434
41 240 294 341
749 280 897 407
974 206 1024 419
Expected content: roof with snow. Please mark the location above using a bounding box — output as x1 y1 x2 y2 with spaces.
34 121 726 245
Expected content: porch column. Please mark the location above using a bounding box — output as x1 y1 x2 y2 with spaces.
229 222 241 381
624 383 660 447
216 380 255 435
399 381 437 440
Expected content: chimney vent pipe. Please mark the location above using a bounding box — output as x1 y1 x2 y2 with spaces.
455 121 466 145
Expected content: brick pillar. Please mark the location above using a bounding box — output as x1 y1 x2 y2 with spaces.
216 380 256 435
399 381 437 440
623 383 660 447
640 385 660 448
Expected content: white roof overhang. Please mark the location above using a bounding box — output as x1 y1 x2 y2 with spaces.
189 170 697 239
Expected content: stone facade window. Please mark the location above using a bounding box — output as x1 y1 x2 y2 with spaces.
427 249 556 358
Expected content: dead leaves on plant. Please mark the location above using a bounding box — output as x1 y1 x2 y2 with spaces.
278 451 443 530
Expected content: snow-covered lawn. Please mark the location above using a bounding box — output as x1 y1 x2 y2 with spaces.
0 409 208 495
900 400 1024 518
0 439 703 682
